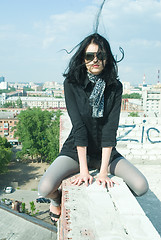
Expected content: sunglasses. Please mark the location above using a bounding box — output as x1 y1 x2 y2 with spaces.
85 51 107 61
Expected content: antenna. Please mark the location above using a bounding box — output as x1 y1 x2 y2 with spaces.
157 69 160 83
143 74 145 84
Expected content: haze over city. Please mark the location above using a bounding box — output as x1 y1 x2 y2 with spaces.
0 0 161 85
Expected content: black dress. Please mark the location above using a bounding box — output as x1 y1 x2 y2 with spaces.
59 75 123 166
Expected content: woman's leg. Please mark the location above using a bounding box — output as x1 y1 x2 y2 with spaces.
38 155 79 206
109 157 149 196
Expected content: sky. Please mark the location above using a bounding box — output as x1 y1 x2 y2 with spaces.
0 0 161 86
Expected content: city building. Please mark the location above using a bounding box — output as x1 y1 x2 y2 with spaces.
1 78 160 117
0 112 19 145
142 89 161 117
9 82 29 90
0 76 5 82
30 85 43 91
122 81 142 95
5 96 66 109
122 81 131 94
0 76 8 89
121 99 143 113
26 91 51 97
0 81 8 90
26 89 64 98
43 81 63 90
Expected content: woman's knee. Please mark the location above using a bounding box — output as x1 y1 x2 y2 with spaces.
38 177 57 198
133 176 149 196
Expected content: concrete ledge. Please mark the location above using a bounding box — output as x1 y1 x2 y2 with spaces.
58 172 161 240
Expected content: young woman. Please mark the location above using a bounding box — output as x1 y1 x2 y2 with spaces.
38 33 149 223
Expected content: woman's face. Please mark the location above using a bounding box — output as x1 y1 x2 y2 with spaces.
84 43 106 75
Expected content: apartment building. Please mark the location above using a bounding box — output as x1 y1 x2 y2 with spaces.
142 89 161 117
26 89 64 98
5 96 66 109
121 99 143 112
0 112 19 144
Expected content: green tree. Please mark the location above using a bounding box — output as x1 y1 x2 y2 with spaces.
2 101 15 108
30 201 36 215
21 202 26 213
14 108 61 162
16 98 23 108
46 110 62 163
0 136 12 148
128 112 139 117
0 137 12 173
122 93 141 99
0 88 16 94
23 87 34 92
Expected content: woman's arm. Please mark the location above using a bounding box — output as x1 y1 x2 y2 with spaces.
64 80 93 186
100 147 112 175
77 146 88 173
96 147 119 188
72 146 93 186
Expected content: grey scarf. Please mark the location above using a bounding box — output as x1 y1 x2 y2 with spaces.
88 72 106 118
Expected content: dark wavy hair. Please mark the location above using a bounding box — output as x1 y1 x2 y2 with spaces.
63 33 118 86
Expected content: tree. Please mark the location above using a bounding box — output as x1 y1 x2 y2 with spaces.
128 112 139 117
14 108 61 162
0 88 16 94
30 201 36 215
0 137 12 173
16 98 23 108
46 110 62 163
23 87 34 92
122 93 141 99
2 101 15 108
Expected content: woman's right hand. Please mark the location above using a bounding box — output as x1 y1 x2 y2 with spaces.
71 172 93 186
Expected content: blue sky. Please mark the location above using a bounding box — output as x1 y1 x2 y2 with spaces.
0 0 161 85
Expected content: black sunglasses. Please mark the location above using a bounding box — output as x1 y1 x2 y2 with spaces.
85 51 107 61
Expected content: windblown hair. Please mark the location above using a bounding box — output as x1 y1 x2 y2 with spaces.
63 33 118 86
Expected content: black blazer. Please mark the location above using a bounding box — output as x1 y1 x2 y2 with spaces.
59 76 123 164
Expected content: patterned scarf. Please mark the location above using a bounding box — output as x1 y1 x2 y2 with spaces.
88 72 106 118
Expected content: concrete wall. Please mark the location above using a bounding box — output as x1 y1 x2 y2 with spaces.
117 117 161 164
60 112 161 164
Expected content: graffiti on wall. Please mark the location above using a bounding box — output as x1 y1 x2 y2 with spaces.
117 120 161 144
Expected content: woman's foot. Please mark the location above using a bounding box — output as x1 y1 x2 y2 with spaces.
49 205 61 224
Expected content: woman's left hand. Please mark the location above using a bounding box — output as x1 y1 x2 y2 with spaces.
96 173 118 188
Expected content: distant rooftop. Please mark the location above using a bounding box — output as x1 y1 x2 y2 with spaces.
0 112 17 119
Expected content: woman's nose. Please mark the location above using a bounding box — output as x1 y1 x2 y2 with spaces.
93 56 98 62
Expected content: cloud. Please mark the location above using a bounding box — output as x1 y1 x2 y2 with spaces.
0 24 15 31
34 6 98 50
100 0 161 41
31 0 161 85
127 39 161 48
35 0 161 48
1 0 161 84
42 37 55 49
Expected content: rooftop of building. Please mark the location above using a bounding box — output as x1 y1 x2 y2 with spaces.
6 96 65 101
0 112 17 119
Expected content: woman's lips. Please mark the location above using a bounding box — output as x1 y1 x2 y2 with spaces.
93 64 99 68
